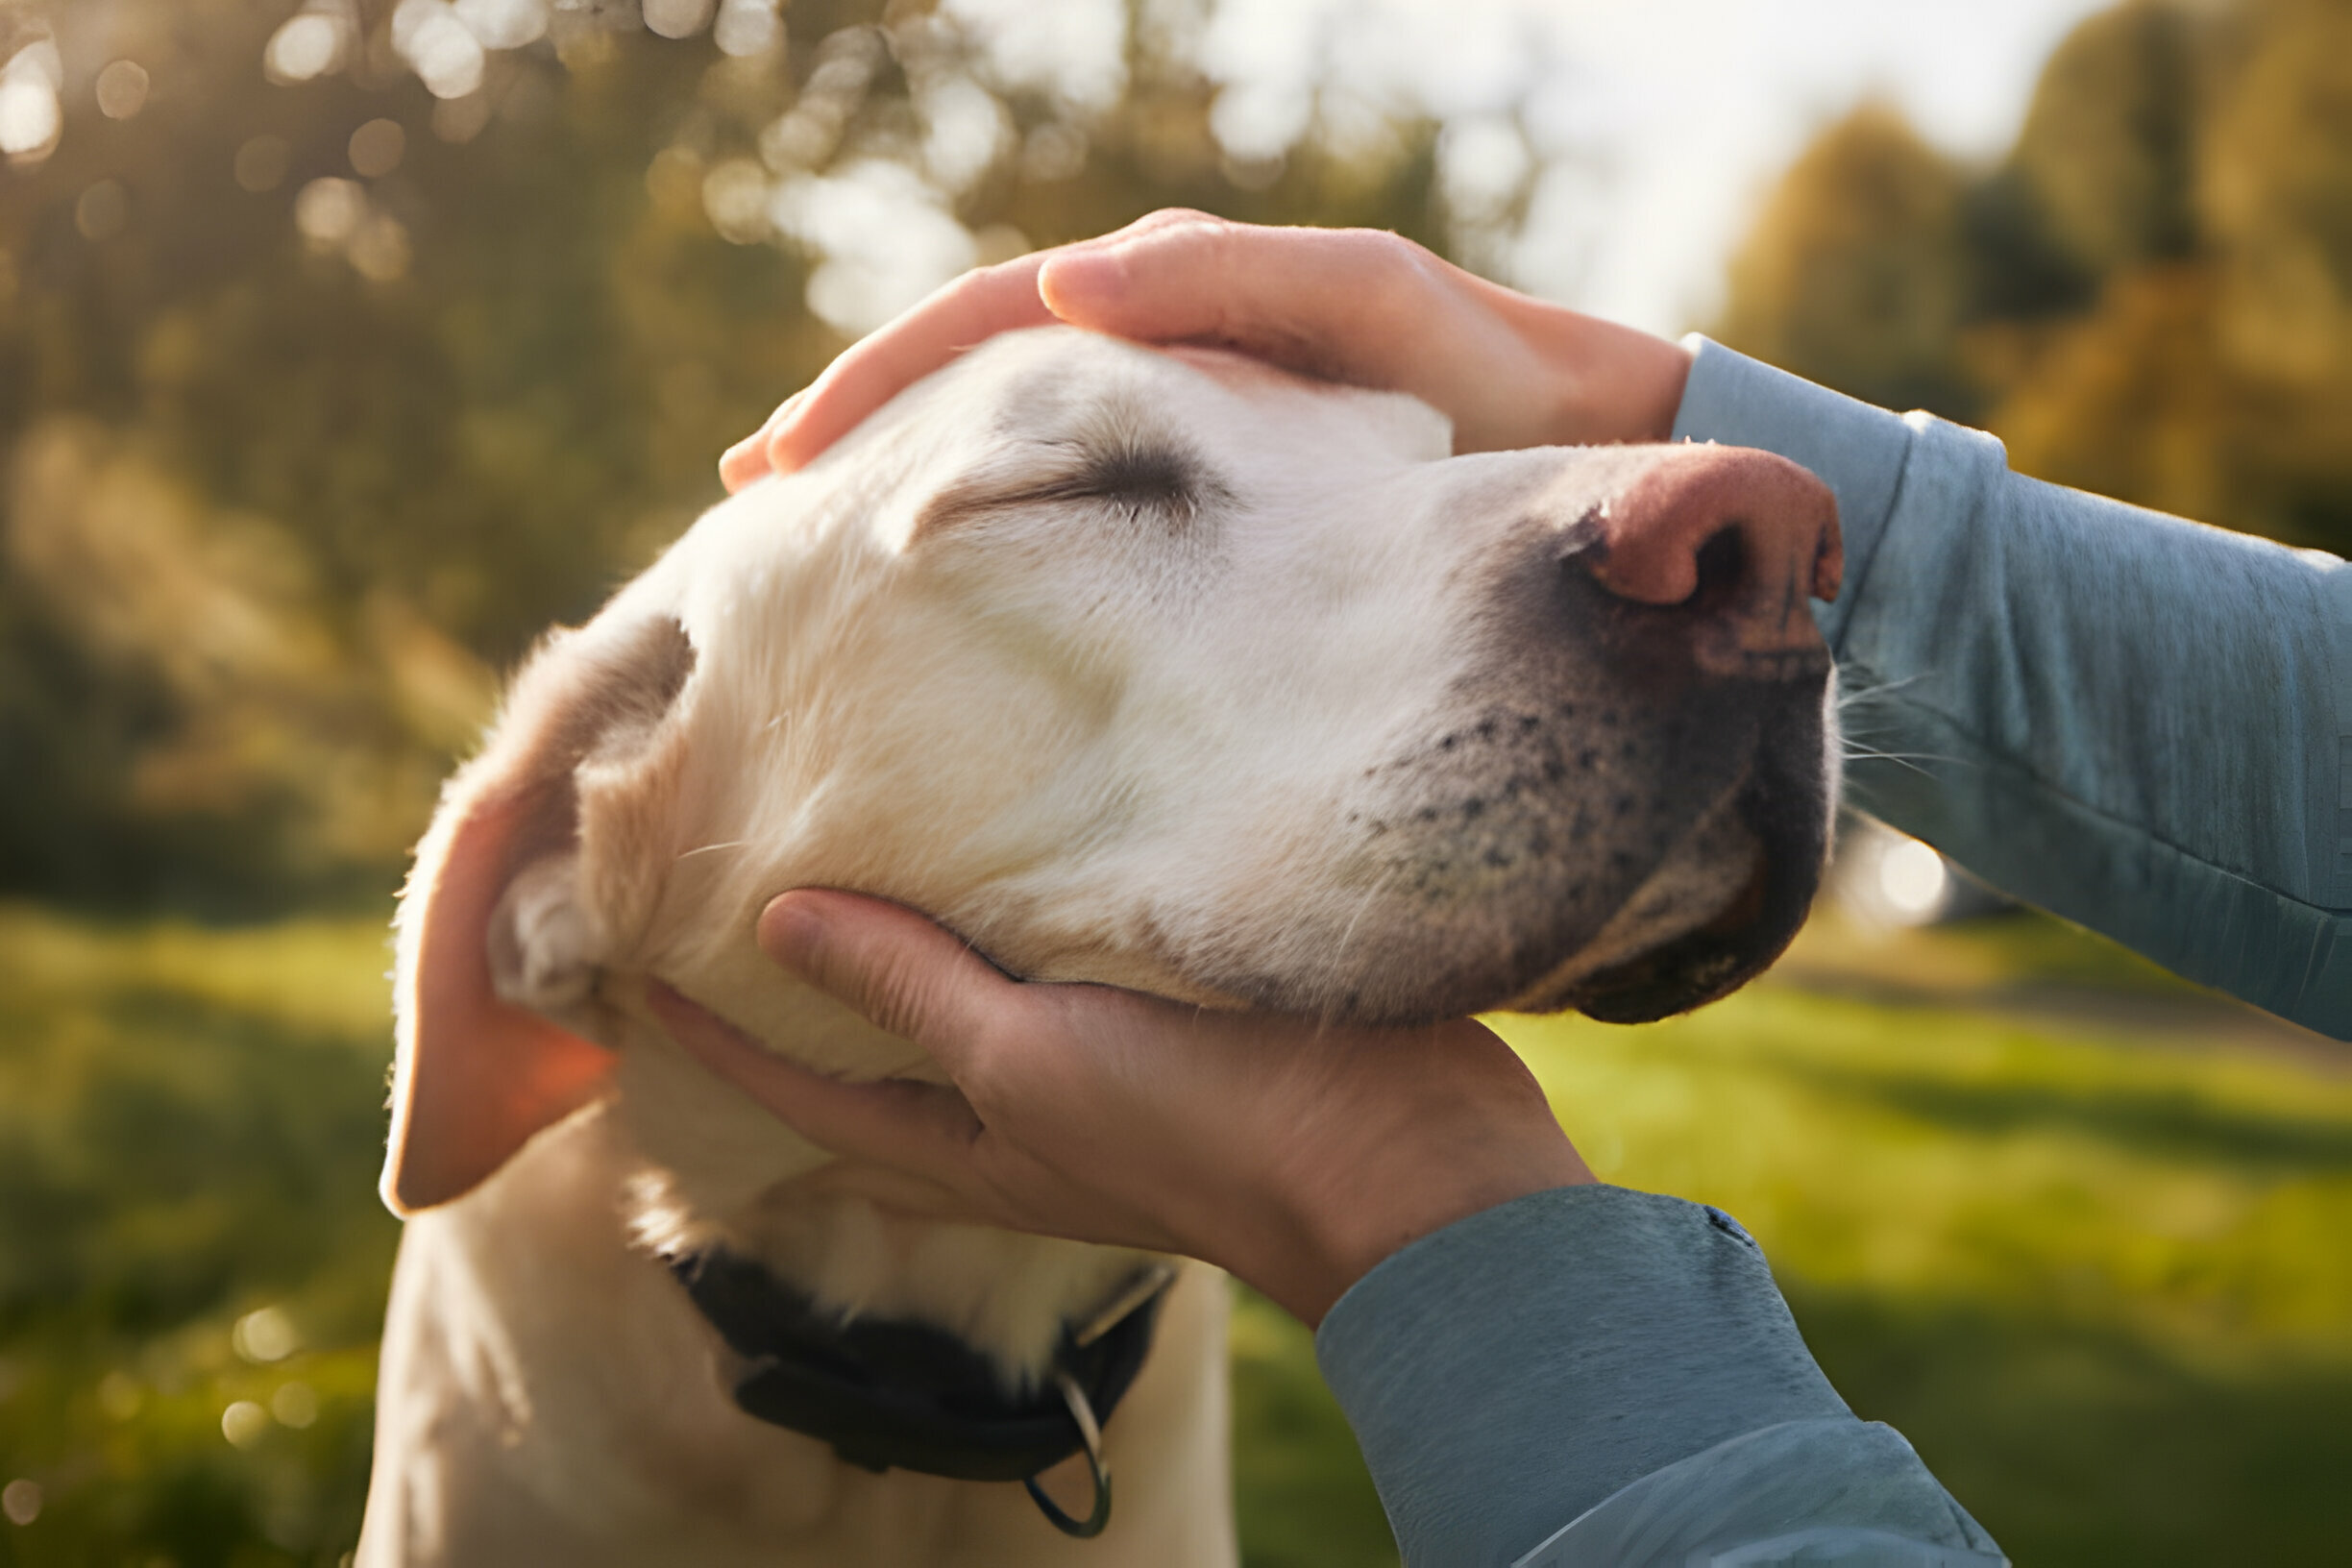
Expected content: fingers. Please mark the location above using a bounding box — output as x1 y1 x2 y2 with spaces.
760 255 1055 478
757 890 1026 1079
648 978 987 1182
719 393 800 492
1040 215 1442 387
716 206 1635 495
717 209 1488 493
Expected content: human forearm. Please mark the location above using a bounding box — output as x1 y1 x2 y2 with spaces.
1317 1187 2002 1567
1675 338 2352 1037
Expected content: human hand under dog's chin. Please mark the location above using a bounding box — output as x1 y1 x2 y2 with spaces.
649 890 1594 1328
720 209 1694 492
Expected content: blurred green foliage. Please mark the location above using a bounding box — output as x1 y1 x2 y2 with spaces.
0 907 398 1566
1716 0 2352 559
0 0 1467 913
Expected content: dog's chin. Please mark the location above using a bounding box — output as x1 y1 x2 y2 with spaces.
1552 859 1791 1022
1534 819 1823 1024
1535 722 1831 1024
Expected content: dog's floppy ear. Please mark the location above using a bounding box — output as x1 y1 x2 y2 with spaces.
382 613 697 1216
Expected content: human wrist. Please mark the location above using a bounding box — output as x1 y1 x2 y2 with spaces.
1251 1141 1594 1327
1516 298 1693 446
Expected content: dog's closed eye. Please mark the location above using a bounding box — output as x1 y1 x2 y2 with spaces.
1074 443 1195 502
916 437 1230 536
1033 441 1225 526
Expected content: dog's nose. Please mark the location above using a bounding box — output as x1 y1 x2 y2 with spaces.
1583 447 1842 677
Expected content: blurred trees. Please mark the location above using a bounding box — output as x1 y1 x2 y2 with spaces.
0 0 1485 913
1716 0 2352 560
1714 105 1981 420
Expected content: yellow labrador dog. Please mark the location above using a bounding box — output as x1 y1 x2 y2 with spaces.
356 327 1840 1566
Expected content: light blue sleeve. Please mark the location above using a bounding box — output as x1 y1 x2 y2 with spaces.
1313 349 2347 1565
1314 1187 2003 1567
1674 335 2352 1038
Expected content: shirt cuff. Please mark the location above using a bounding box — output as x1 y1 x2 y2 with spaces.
1510 1417 2006 1567
1671 335 1917 654
1314 1185 1850 1567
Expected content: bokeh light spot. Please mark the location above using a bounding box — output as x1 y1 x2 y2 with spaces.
643 0 715 41
1877 838 1952 924
271 1381 320 1430
453 0 549 52
776 160 980 336
234 135 291 192
0 45 62 159
232 1305 300 1363
75 181 127 241
95 59 150 120
394 1 488 101
349 214 412 282
0 1480 38 1527
1437 115 1532 223
701 158 771 243
264 12 347 85
294 178 367 246
431 91 493 144
350 117 407 178
221 1400 270 1450
714 0 782 58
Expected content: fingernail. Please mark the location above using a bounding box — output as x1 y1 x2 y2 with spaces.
1039 248 1124 313
760 893 828 971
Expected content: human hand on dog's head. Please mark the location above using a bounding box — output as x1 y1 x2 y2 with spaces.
719 209 1694 491
649 890 1594 1328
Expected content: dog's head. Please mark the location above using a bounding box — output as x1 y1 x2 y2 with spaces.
381 326 1839 1288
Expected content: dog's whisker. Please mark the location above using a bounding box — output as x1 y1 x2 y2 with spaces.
673 839 751 864
1837 743 1968 778
1834 673 1928 709
1840 748 1963 763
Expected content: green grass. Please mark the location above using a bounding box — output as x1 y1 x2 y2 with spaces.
1 904 2345 1565
0 908 399 1568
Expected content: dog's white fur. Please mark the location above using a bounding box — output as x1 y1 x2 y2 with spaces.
357 329 1836 1565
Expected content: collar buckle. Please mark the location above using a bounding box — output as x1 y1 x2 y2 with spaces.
1024 1371 1113 1538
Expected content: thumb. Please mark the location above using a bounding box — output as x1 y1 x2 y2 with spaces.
757 890 1024 1076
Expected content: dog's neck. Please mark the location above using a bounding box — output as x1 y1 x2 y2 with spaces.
587 969 1152 1388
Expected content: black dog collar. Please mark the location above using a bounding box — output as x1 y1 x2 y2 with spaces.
668 1248 1173 1538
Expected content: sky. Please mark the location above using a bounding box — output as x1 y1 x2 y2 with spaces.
1190 0 2119 335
